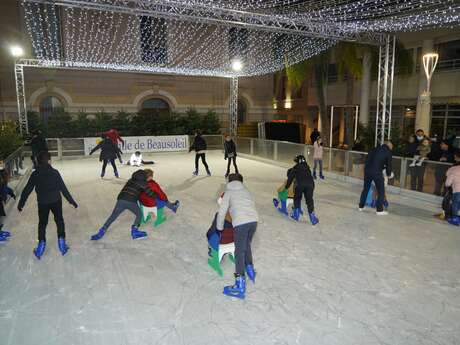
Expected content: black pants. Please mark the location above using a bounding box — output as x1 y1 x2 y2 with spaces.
195 153 210 172
293 185 315 213
434 166 448 196
359 173 385 212
410 166 425 192
102 159 117 175
226 156 239 175
234 222 257 275
38 201 65 242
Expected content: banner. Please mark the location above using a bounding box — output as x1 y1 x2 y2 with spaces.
84 135 189 155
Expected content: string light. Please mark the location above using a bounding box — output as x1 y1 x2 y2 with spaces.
21 0 460 77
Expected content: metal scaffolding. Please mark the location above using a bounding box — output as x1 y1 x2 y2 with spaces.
14 63 28 135
375 35 396 146
229 77 238 136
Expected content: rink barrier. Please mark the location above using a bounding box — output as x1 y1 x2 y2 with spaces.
236 137 446 206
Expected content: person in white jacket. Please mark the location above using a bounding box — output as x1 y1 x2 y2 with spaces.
216 173 258 299
127 151 154 167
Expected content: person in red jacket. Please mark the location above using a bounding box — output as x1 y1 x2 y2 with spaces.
101 128 124 146
139 169 180 225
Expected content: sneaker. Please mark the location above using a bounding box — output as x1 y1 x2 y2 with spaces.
376 210 389 216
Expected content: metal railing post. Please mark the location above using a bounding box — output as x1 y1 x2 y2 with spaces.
344 150 350 176
57 139 63 160
274 141 278 161
250 138 254 155
399 157 407 189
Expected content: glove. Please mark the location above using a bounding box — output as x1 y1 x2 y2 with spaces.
11 194 16 200
17 205 23 212
71 202 78 209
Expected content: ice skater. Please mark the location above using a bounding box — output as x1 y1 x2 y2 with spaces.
358 141 393 215
126 151 155 167
190 130 211 176
90 135 122 178
0 165 15 242
90 170 157 241
312 136 325 180
17 151 78 259
138 169 180 227
224 134 238 178
217 173 258 299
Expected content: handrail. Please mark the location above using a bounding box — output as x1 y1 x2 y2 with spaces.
3 146 24 178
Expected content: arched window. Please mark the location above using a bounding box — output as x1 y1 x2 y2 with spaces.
39 96 63 123
141 98 170 116
238 99 247 124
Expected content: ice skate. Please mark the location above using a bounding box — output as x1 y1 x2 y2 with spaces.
33 241 46 260
0 235 8 242
223 274 246 299
114 170 119 178
246 265 256 283
131 225 147 239
58 237 69 256
376 210 389 216
91 227 106 240
100 172 105 178
290 208 301 221
0 229 11 238
309 212 319 225
312 171 317 180
170 200 180 213
447 216 460 226
206 170 212 177
319 174 325 180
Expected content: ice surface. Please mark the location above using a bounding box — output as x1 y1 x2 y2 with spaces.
1 152 460 345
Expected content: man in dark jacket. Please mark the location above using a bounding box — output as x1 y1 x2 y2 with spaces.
30 130 48 169
89 136 122 178
224 134 238 177
285 155 319 225
18 151 78 259
90 169 157 241
358 141 393 215
310 128 320 145
189 131 211 176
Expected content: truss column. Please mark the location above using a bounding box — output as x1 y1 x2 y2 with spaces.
15 63 29 135
229 77 238 136
375 35 395 146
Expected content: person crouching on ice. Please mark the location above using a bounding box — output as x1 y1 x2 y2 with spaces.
90 170 157 241
285 155 319 225
138 169 180 226
217 173 258 299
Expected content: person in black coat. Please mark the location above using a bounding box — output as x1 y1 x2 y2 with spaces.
285 155 319 225
17 151 78 259
224 134 239 177
30 130 48 169
90 169 157 241
310 128 320 145
89 136 122 178
189 131 211 176
430 140 454 196
358 141 393 214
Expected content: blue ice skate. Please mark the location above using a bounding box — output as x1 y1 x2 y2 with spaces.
309 212 319 225
33 241 46 259
171 200 180 213
246 264 256 283
319 174 325 180
131 225 147 239
58 237 69 256
290 208 301 222
273 198 288 216
91 227 106 241
0 235 8 242
0 230 11 238
223 274 246 299
447 216 460 226
313 171 317 180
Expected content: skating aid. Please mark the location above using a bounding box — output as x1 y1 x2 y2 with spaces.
246 265 256 283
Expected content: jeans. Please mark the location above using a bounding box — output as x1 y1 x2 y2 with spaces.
103 199 142 229
410 165 425 192
195 153 210 173
102 159 117 176
38 201 65 241
293 185 315 213
452 192 460 217
359 173 385 212
233 222 257 275
313 159 323 176
226 156 239 175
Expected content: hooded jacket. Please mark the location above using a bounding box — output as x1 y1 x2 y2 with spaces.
190 135 207 153
285 162 314 189
216 181 258 230
117 170 157 203
224 139 237 159
446 165 460 193
139 180 168 207
90 138 121 161
364 144 392 177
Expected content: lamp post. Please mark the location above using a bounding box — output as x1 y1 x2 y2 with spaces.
415 51 438 135
422 53 439 95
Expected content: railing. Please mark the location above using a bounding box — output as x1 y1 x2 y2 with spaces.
236 137 453 198
2 146 31 197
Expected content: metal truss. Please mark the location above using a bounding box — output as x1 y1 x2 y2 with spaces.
375 35 396 146
24 0 383 44
229 77 238 136
14 63 29 135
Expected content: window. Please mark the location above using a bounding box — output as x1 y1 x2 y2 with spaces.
40 96 63 123
430 104 460 137
140 98 170 116
140 16 168 64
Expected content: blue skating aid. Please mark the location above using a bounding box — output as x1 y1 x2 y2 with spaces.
223 275 246 299
246 264 256 283
131 226 147 239
34 241 46 259
309 212 319 226
91 227 106 241
0 236 8 242
58 237 69 256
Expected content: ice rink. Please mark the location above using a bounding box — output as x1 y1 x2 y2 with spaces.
1 152 460 345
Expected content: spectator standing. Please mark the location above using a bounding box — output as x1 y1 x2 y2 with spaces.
407 129 429 192
310 128 321 145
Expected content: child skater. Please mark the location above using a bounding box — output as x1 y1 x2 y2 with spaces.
285 155 319 225
17 151 78 259
313 136 325 180
190 130 211 176
90 135 122 178
217 173 258 299
0 165 15 242
138 169 180 226
127 151 155 167
90 169 157 241
224 134 238 178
